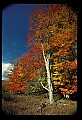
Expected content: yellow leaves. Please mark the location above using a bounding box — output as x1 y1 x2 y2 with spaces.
26 4 77 96
19 73 23 77
53 77 62 81
61 43 64 47
53 81 64 85
53 71 59 74
53 60 70 70
53 62 63 69
19 67 22 70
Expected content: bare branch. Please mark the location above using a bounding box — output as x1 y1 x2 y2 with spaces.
40 81 49 92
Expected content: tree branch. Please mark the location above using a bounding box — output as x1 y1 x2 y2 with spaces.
41 43 47 63
40 81 49 92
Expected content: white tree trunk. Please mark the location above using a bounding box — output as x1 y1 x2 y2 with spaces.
45 57 54 104
41 43 54 104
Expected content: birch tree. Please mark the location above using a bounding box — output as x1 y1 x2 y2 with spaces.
27 4 77 104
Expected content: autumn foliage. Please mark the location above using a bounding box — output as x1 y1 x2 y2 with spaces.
4 4 77 98
27 4 77 96
7 53 44 93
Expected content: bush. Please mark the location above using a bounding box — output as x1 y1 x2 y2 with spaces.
2 92 19 102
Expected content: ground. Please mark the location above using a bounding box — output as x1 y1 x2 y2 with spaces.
2 92 77 115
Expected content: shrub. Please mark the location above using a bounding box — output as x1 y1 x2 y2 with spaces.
2 92 19 102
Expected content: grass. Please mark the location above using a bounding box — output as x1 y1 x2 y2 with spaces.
2 92 77 115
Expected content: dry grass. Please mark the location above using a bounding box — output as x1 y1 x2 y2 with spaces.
2 92 77 115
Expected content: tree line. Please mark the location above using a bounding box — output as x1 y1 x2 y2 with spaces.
3 4 77 104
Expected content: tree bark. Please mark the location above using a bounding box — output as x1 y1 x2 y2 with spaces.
45 56 54 104
40 81 49 92
41 43 54 104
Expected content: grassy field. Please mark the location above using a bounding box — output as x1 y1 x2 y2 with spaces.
2 92 77 115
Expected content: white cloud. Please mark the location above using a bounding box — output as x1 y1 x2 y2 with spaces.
2 63 14 80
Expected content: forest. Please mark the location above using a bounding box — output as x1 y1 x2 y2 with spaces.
2 4 77 115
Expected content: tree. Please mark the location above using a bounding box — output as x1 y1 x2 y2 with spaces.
7 4 77 103
27 4 77 103
8 54 29 93
53 42 77 97
8 53 44 94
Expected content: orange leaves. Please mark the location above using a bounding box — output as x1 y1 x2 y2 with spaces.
66 90 74 95
8 49 44 93
53 50 77 95
72 75 77 79
53 81 64 86
9 80 27 93
7 4 77 96
28 4 77 51
7 54 30 93
59 88 74 95
27 4 77 96
53 60 70 70
58 76 77 95
70 60 77 70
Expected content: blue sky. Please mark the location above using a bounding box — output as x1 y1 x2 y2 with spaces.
2 4 36 79
2 4 35 63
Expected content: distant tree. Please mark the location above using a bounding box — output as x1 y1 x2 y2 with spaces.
8 54 29 93
8 53 44 94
